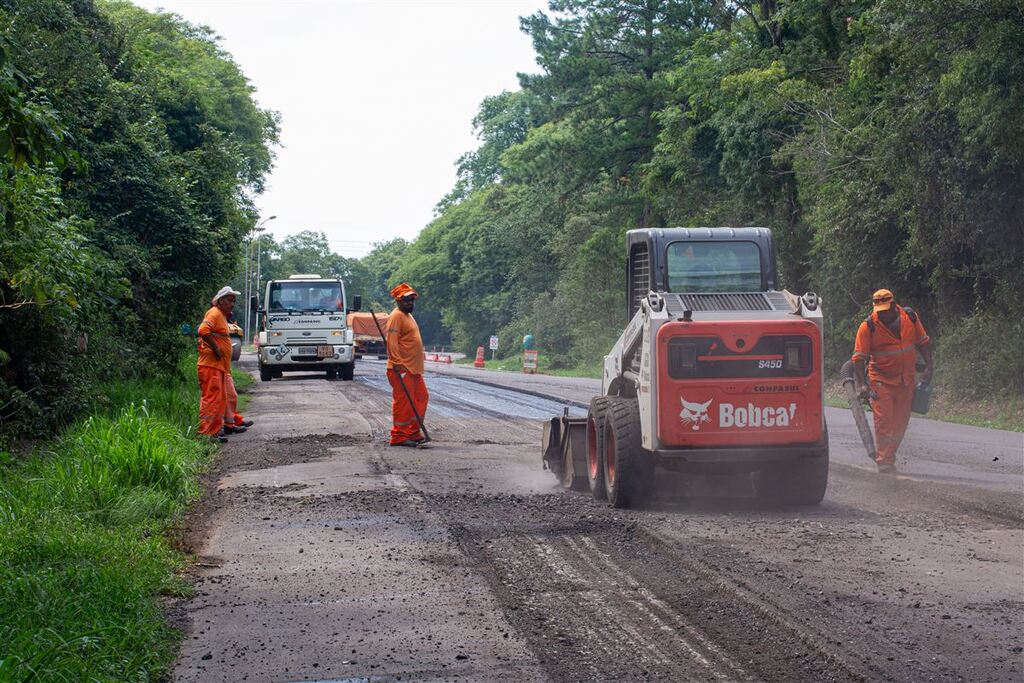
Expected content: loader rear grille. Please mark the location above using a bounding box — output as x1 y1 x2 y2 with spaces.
665 292 784 314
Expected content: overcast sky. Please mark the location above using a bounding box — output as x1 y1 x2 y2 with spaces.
132 0 544 256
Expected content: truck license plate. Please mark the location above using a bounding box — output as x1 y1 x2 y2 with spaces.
295 347 316 355
316 345 334 359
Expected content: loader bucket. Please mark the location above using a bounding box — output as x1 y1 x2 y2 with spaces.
542 409 589 491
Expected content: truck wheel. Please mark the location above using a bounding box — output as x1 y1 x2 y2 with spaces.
326 367 337 380
586 396 613 500
603 397 645 508
259 365 272 382
339 362 355 381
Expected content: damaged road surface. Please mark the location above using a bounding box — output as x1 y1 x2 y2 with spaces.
173 357 1023 682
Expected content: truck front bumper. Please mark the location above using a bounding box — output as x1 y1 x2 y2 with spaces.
259 344 354 367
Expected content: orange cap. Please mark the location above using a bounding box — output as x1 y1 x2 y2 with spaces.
390 283 418 301
872 288 894 313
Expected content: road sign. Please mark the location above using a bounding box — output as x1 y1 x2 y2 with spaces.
489 335 499 350
523 349 539 373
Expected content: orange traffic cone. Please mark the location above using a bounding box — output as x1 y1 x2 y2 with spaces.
474 346 485 368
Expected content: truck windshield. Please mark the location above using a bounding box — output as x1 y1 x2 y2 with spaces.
666 241 763 293
268 282 344 312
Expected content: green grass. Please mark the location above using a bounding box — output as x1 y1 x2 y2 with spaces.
0 358 216 681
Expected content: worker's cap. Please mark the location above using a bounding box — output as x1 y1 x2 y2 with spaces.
390 283 418 301
871 289 894 313
212 286 241 305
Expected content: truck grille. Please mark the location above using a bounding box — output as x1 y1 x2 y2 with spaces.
287 336 328 344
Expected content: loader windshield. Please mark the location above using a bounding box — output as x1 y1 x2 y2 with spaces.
268 281 344 312
666 241 763 293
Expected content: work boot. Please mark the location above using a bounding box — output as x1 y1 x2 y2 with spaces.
224 425 247 434
206 432 228 444
237 419 254 428
877 462 897 474
391 440 421 448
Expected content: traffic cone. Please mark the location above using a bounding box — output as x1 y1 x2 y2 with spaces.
474 346 485 368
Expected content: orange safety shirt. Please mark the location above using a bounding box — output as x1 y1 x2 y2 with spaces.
852 306 930 386
385 308 424 375
197 306 233 374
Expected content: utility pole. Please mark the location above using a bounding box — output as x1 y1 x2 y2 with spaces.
245 215 276 340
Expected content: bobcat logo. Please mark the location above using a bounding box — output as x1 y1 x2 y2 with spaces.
679 397 712 431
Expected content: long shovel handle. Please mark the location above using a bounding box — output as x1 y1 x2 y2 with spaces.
372 307 430 443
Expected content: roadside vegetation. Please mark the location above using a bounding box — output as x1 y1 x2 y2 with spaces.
0 359 259 680
0 0 277 443
0 0 271 679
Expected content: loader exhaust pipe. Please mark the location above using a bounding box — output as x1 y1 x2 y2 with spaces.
840 360 876 462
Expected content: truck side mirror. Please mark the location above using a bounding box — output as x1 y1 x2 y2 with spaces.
351 294 362 312
249 294 258 318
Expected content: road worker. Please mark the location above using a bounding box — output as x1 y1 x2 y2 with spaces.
223 313 252 433
385 283 428 447
852 289 934 473
197 286 240 443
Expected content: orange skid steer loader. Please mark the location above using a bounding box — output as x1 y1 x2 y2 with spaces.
542 228 828 507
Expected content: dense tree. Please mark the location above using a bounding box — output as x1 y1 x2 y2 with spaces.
401 0 1022 396
0 0 278 439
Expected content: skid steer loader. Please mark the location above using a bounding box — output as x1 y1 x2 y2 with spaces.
542 228 828 507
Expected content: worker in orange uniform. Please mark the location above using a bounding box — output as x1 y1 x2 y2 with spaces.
385 283 429 447
852 289 934 473
197 286 240 443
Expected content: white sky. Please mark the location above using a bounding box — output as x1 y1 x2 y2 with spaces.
132 0 543 257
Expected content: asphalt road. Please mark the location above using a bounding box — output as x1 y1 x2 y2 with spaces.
172 356 1023 682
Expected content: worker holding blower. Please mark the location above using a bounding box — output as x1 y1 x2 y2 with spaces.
851 289 934 473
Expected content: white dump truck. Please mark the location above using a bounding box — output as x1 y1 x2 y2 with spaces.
254 274 361 381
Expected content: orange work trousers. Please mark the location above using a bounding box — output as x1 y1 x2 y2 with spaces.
387 369 429 444
198 365 227 436
869 381 915 465
223 372 244 427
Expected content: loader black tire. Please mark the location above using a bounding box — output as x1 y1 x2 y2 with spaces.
602 397 646 508
259 365 272 382
755 426 829 505
586 396 613 501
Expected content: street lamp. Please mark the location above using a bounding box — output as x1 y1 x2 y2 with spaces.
245 215 276 339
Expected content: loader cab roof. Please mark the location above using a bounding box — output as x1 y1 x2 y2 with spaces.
626 227 779 320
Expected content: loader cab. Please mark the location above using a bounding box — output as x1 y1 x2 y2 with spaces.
626 228 779 320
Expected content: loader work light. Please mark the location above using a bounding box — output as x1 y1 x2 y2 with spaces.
784 340 811 373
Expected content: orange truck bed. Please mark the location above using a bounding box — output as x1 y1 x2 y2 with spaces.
347 312 389 339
